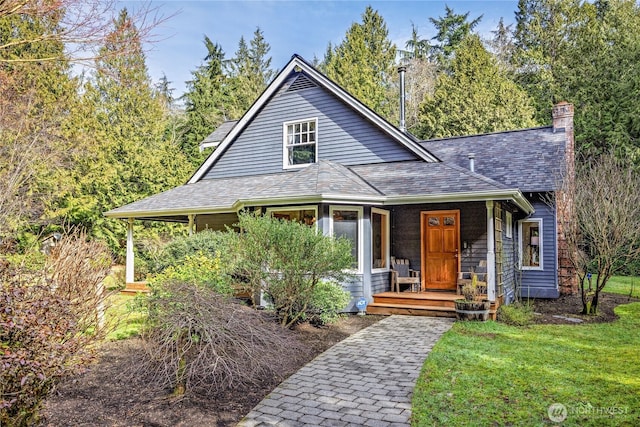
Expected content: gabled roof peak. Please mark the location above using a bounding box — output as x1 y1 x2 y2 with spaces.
188 54 439 184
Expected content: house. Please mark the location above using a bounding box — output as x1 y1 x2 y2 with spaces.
105 54 576 316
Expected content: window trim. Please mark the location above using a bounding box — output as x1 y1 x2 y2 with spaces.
505 211 513 239
265 205 318 229
282 117 318 169
518 218 543 270
329 205 363 274
371 208 390 273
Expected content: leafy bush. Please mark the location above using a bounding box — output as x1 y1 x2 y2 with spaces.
152 230 226 273
232 212 354 327
497 301 536 326
0 231 112 426
149 252 232 296
139 281 306 396
306 280 351 325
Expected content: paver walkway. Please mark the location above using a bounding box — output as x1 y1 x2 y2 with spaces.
238 315 454 427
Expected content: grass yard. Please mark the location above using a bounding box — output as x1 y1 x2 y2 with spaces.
602 276 640 298
105 293 146 341
412 302 640 426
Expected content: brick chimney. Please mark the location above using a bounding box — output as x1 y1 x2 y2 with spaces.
553 102 578 295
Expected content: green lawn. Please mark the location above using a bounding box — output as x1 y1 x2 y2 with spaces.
412 303 640 426
602 276 640 298
105 293 147 341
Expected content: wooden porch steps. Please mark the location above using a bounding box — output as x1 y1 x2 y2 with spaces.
367 291 499 319
120 281 150 296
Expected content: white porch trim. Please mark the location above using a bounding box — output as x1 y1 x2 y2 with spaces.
125 218 134 283
486 201 496 302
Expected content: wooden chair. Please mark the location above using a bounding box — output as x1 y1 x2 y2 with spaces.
457 260 488 295
391 258 421 293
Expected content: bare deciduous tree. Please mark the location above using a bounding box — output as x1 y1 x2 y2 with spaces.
557 153 640 314
0 0 167 66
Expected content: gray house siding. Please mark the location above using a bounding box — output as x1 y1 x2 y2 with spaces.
371 272 388 295
204 80 416 179
390 202 487 275
519 195 558 298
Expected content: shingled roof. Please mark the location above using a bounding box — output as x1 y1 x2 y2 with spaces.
420 126 566 192
105 159 533 220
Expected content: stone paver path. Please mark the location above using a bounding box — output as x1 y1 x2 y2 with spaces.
238 315 454 427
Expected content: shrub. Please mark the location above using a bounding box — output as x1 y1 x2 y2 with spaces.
0 231 112 426
148 252 232 296
497 301 536 326
232 212 353 327
152 230 226 273
306 280 351 325
139 281 306 396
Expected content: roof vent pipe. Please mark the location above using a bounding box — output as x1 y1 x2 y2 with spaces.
398 66 406 132
468 153 476 172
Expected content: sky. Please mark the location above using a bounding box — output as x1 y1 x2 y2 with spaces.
117 1 520 98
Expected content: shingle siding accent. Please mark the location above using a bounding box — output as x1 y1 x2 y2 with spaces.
203 84 417 179
519 195 559 298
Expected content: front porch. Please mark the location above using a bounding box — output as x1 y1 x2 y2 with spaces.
367 290 500 320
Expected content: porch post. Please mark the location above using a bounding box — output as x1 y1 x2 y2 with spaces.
125 218 135 284
188 214 195 236
485 201 496 302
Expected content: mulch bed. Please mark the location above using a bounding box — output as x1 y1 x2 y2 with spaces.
39 314 382 427
39 294 639 426
531 292 639 324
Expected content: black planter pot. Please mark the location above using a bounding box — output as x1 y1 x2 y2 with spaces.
454 299 491 321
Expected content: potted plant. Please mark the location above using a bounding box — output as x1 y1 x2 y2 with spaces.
455 273 491 321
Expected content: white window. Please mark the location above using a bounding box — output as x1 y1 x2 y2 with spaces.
283 118 317 168
330 206 363 273
505 212 513 239
371 208 390 271
519 219 543 269
266 205 317 227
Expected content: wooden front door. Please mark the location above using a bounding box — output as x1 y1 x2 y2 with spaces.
421 210 460 290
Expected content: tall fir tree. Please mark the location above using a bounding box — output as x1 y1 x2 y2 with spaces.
417 35 536 139
61 8 189 252
428 6 482 62
179 36 229 167
323 6 397 120
226 28 275 117
513 0 579 123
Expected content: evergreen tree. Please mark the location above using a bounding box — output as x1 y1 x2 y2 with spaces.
513 0 640 159
513 0 579 123
324 6 397 120
61 9 189 252
428 6 482 62
226 28 275 117
561 0 640 159
179 36 229 166
0 3 79 238
417 35 536 139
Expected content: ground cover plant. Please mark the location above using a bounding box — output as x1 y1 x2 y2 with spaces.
412 302 640 426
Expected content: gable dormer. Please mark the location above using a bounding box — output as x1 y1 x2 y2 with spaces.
190 55 438 183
